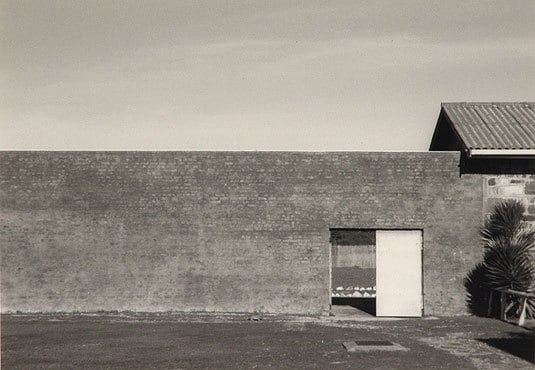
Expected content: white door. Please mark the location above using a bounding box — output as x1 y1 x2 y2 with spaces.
376 230 422 317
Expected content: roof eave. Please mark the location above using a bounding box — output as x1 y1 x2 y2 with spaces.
468 149 535 158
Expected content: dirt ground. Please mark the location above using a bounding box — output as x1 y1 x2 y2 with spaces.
2 313 534 369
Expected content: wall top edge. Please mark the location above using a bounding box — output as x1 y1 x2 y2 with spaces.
0 150 459 154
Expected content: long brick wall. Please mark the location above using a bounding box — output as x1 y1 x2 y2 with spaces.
0 152 483 315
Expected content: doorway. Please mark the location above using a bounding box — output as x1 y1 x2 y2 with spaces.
330 229 423 317
330 229 377 315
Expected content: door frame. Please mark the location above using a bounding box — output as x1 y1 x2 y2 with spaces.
328 228 424 316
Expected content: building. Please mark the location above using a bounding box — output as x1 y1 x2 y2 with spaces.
1 103 533 317
430 102 535 174
431 102 535 221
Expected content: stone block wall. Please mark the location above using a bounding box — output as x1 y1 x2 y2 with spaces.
483 175 535 223
1 151 483 316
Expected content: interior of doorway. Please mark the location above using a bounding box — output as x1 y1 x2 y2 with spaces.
330 228 376 317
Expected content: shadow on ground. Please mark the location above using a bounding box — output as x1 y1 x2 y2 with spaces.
332 297 376 316
477 332 534 364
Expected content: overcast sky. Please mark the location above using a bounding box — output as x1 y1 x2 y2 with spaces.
1 1 534 150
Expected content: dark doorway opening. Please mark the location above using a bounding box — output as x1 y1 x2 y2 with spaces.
330 229 376 316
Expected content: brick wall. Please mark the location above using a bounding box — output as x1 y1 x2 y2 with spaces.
0 152 483 315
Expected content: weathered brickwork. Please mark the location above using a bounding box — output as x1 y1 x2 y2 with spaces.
1 152 482 315
483 175 535 224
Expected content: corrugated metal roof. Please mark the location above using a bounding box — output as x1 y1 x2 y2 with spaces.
442 102 535 150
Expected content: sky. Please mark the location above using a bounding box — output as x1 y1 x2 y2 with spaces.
1 1 534 150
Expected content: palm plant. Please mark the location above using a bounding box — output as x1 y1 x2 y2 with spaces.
479 199 535 318
480 199 526 242
483 230 535 292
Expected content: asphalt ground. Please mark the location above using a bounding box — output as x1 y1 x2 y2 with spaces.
2 313 534 369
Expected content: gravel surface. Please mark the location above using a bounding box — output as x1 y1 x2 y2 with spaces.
2 313 534 369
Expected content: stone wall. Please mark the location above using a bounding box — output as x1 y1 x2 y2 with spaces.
483 175 535 223
1 151 483 315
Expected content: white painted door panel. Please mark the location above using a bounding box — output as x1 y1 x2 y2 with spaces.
376 230 422 317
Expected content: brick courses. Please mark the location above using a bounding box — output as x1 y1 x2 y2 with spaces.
1 151 483 315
